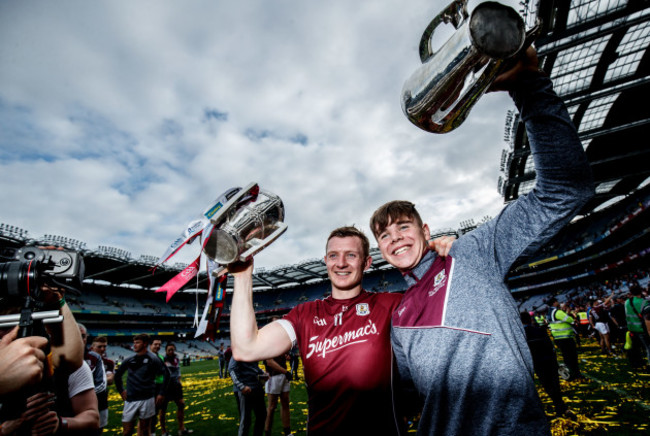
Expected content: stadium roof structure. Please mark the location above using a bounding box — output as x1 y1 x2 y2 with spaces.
499 0 650 213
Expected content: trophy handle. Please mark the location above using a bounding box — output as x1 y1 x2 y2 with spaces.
207 182 259 226
419 0 469 62
239 223 288 262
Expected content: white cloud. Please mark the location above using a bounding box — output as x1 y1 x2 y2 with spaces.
0 0 514 269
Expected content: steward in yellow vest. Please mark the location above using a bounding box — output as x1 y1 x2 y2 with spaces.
546 298 583 380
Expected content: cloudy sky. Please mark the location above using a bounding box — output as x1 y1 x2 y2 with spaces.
0 0 516 270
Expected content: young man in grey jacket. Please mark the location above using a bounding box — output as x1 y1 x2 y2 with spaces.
370 48 594 435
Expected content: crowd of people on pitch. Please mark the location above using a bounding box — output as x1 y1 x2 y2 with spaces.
529 266 650 365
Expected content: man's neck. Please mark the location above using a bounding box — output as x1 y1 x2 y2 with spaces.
331 286 363 300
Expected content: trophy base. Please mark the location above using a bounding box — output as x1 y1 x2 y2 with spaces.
470 1 525 59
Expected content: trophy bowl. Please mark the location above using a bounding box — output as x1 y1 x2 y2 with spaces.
202 183 287 265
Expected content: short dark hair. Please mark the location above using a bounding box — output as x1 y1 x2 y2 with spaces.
370 200 424 238
134 333 150 344
630 285 643 296
166 343 176 351
326 226 370 259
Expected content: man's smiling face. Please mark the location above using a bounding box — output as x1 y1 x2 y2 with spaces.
325 236 371 299
376 216 430 272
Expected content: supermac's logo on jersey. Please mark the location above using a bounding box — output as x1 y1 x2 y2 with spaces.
356 303 370 316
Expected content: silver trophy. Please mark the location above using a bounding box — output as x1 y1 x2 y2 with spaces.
202 182 287 265
401 0 539 134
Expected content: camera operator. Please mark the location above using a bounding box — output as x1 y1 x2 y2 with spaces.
0 294 100 434
0 247 98 434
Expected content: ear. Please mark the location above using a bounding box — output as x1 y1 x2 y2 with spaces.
422 223 430 239
364 256 372 271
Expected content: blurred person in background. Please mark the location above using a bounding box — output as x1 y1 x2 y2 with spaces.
114 334 166 436
79 323 109 434
159 343 193 436
263 324 293 436
229 358 268 436
625 285 650 370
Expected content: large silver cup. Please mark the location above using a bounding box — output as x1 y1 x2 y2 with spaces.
401 0 537 134
202 183 287 265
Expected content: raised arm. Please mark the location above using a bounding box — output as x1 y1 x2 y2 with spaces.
472 48 594 277
228 260 293 362
50 301 84 371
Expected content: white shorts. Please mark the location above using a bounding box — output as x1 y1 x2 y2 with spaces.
122 398 156 422
99 408 109 428
595 322 609 335
265 374 290 395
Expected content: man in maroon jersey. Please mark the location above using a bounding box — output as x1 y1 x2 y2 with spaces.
228 226 452 435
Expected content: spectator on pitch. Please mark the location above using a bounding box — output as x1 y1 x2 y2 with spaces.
547 297 583 380
150 338 164 359
521 311 573 417
575 305 591 340
91 336 115 387
227 226 453 435
625 285 650 369
148 338 168 435
263 324 293 436
590 295 616 355
609 297 627 350
79 323 109 434
218 343 227 378
159 343 193 436
369 48 593 435
114 333 166 436
229 357 268 436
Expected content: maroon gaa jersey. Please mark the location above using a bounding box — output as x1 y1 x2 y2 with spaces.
281 290 402 436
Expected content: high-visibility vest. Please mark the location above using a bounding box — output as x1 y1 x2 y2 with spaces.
625 297 648 334
535 314 546 326
548 308 575 339
577 312 589 325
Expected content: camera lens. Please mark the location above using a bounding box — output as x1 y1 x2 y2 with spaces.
0 260 41 299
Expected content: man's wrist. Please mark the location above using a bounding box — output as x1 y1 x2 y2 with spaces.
57 416 68 433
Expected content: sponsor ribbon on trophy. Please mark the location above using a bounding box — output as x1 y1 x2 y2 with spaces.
154 186 250 301
195 259 227 340
154 182 286 339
